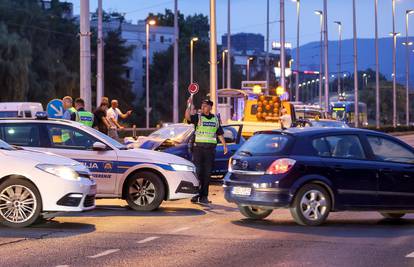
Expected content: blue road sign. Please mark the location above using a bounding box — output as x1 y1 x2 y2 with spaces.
47 99 64 119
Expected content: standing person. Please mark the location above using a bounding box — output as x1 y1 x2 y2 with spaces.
107 100 132 139
93 97 111 134
185 97 228 205
74 98 94 127
62 96 77 121
279 107 292 129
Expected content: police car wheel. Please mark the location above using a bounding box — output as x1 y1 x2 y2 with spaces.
126 172 165 211
0 178 42 228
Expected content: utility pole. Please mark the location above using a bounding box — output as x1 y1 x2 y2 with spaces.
280 0 286 92
227 0 231 90
145 20 156 128
80 0 91 111
190 37 198 84
392 0 397 128
405 10 414 126
375 0 380 129
323 0 329 115
222 50 227 89
173 0 179 123
209 0 218 113
265 0 270 94
353 0 359 127
96 0 103 107
334 21 342 97
315 10 323 108
294 0 300 102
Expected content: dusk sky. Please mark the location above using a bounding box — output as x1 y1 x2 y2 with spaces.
67 0 414 47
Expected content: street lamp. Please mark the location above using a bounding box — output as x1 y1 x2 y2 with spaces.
145 19 156 129
352 0 359 127
315 10 323 108
246 57 253 81
404 9 414 126
334 21 342 97
292 0 300 102
222 49 228 89
391 0 398 128
190 37 198 84
323 0 329 117
374 0 380 129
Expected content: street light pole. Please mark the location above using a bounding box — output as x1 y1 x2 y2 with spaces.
227 0 232 90
375 0 380 129
392 0 397 128
405 10 414 126
190 37 198 84
265 0 270 94
96 0 103 108
323 0 329 115
222 50 228 89
80 0 91 111
334 21 342 97
280 0 286 93
145 20 156 129
315 10 323 108
293 0 300 102
352 0 359 128
209 0 218 114
246 57 253 81
173 0 179 123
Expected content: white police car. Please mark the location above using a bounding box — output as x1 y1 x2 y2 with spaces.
0 116 199 211
0 138 95 228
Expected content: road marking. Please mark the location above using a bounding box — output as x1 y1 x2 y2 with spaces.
137 236 160 244
55 265 70 267
406 252 414 258
87 249 120 259
170 227 191 234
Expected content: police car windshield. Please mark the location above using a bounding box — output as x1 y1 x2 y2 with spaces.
82 126 127 149
0 139 15 150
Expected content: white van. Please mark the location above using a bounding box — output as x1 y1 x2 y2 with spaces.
0 102 44 118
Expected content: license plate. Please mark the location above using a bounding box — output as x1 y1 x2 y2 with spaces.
232 187 251 196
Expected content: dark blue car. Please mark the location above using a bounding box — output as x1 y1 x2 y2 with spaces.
133 123 245 177
225 127 414 226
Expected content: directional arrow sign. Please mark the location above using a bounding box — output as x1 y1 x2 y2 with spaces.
47 99 64 119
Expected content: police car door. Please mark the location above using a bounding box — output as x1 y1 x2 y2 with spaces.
44 123 118 195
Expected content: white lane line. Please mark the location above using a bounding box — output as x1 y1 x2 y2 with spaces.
87 249 120 259
170 226 191 234
406 252 414 258
137 236 160 244
55 265 70 267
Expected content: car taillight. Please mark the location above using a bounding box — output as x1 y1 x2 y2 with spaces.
266 158 296 175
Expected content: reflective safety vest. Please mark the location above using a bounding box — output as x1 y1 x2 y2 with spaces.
194 114 219 144
77 111 94 127
68 107 79 121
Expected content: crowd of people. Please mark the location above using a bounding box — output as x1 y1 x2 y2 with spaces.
61 96 132 139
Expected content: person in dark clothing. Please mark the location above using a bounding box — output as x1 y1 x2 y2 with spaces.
93 97 111 134
185 97 227 205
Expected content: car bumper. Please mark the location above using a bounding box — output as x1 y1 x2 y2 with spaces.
223 174 292 208
166 170 199 200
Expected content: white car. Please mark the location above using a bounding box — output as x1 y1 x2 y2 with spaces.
0 117 199 211
0 139 96 228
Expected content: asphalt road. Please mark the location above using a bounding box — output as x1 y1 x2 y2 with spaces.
1 134 414 267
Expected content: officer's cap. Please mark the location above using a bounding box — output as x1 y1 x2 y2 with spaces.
202 99 214 107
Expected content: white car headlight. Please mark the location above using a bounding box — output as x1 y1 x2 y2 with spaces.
36 164 80 181
169 164 195 172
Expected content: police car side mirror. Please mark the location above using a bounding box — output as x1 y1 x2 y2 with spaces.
92 142 107 151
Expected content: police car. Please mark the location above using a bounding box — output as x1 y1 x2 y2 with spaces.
0 138 95 228
0 115 199 211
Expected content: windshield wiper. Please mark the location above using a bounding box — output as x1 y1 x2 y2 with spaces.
238 150 253 156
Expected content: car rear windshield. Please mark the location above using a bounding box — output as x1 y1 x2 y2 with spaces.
237 133 291 156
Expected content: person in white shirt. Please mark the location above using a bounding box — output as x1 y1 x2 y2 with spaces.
280 108 292 129
106 100 132 139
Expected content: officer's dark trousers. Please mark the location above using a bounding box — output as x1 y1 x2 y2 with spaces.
192 145 216 198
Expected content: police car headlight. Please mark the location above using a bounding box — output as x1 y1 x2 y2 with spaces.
36 164 80 181
169 164 195 172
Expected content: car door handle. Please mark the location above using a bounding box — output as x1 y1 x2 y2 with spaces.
380 168 393 173
332 165 344 172
403 174 411 178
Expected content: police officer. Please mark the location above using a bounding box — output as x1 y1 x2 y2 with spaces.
62 96 78 121
185 97 227 205
74 98 94 127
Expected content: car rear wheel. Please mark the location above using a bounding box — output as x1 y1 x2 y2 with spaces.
0 178 42 228
238 205 273 220
126 172 165 211
290 184 331 226
380 212 406 219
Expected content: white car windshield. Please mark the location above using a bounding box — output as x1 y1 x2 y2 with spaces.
0 139 15 150
149 125 192 143
82 126 127 149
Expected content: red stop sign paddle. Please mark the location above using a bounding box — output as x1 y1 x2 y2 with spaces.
188 83 199 95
